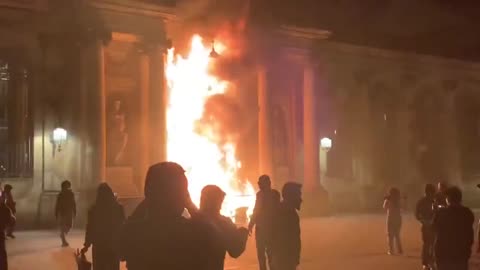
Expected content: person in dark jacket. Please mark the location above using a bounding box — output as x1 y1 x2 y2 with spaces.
194 185 249 270
433 186 474 270
272 182 302 270
434 181 448 210
55 180 76 247
81 183 125 270
248 175 280 270
415 184 436 270
0 198 15 270
117 162 216 270
383 187 403 255
2 184 16 239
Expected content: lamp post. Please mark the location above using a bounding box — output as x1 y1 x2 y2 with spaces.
52 127 68 152
320 137 332 178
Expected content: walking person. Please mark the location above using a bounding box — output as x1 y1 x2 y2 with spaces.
433 186 474 270
195 185 249 270
55 180 76 247
248 175 280 270
0 197 15 270
415 184 436 270
1 184 15 239
81 183 125 270
271 182 302 270
383 187 403 255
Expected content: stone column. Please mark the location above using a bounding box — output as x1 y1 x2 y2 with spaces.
92 40 107 183
257 65 273 178
396 92 416 184
303 65 320 192
149 45 168 164
441 88 461 184
138 52 150 190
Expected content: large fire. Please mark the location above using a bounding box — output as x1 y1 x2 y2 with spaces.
165 35 255 221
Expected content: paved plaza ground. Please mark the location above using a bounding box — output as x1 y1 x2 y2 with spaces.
7 214 480 270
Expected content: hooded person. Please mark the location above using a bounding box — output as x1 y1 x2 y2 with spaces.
193 185 249 270
248 175 281 270
82 183 125 270
272 182 303 270
117 162 216 270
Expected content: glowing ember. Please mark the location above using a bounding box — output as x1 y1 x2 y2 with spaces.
165 35 255 221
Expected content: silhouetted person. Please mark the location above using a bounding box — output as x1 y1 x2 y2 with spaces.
117 162 215 270
383 187 403 255
55 180 76 247
248 175 280 270
0 198 14 270
434 182 448 210
81 183 125 270
2 184 15 239
271 182 302 270
433 186 474 270
194 185 249 270
416 184 436 270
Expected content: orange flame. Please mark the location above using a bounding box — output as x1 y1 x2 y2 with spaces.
165 35 255 221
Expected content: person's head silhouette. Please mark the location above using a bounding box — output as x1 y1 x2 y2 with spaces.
200 185 225 216
61 180 71 191
96 183 116 205
144 162 189 217
258 175 271 191
282 182 302 210
445 186 463 206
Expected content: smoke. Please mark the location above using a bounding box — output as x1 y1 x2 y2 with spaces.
171 0 250 56
173 0 258 179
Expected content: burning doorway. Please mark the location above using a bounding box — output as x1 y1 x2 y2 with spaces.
165 35 255 221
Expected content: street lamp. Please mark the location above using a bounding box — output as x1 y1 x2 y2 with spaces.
320 137 332 180
320 137 332 152
52 127 68 152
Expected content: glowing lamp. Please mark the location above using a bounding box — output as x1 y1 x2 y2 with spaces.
53 127 68 152
320 137 332 151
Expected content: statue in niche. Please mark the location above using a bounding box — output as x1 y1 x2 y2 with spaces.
272 105 288 166
107 98 129 166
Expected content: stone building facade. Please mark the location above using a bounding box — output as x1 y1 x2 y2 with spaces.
1 0 479 227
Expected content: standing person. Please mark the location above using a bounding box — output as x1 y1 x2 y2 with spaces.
117 162 216 270
248 175 280 270
2 184 15 239
433 186 474 270
271 182 302 270
415 184 436 270
383 187 403 255
55 180 76 247
195 185 249 270
434 182 449 210
81 183 125 270
0 197 15 270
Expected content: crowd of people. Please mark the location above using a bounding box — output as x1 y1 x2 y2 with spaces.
384 182 475 270
54 162 301 270
0 162 479 270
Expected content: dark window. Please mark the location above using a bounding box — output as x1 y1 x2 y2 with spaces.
0 59 33 178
